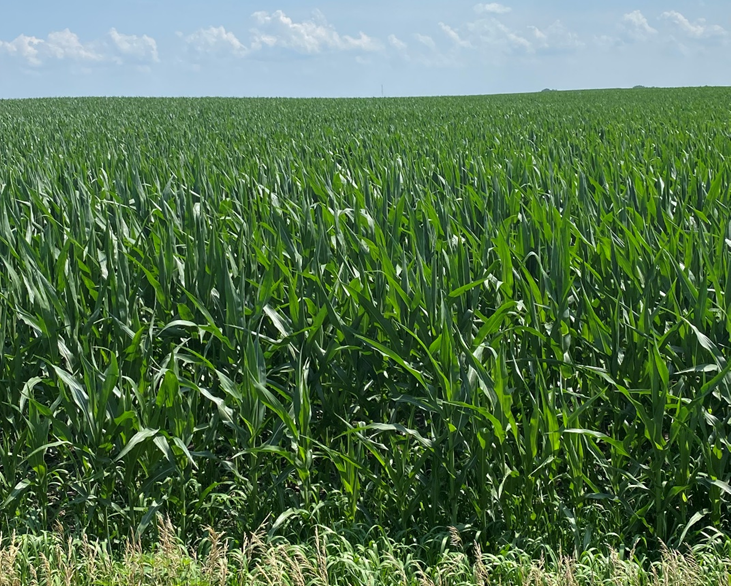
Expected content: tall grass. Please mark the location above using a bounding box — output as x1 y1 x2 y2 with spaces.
2 521 731 586
0 88 730 551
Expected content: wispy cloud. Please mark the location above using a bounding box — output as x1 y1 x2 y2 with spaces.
109 29 159 63
181 10 382 61
660 11 727 40
529 21 584 53
474 3 512 15
439 23 472 48
183 26 248 58
398 32 455 68
250 10 381 54
607 9 728 48
388 34 408 52
621 10 658 41
0 28 159 66
465 18 532 53
401 9 583 68
414 33 437 50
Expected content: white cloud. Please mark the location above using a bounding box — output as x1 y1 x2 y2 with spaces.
250 10 381 54
465 18 532 53
593 34 622 49
181 10 382 61
660 11 727 40
44 29 103 61
0 35 44 65
405 14 581 64
388 34 408 52
439 23 472 48
1 28 159 67
400 33 457 68
183 26 248 58
109 28 159 63
528 21 584 52
622 10 658 41
611 10 728 48
414 34 437 50
474 3 512 15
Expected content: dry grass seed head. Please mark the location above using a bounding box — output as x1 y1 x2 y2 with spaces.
314 527 329 586
44 533 75 586
522 554 546 586
558 556 579 586
80 532 100 583
608 547 642 585
383 549 409 586
157 515 180 561
430 552 470 586
202 526 229 586
254 543 287 586
282 547 308 586
40 552 53 586
473 541 489 586
0 533 21 586
123 530 144 586
28 562 38 586
240 519 269 568
415 563 436 586
656 545 702 586
449 526 463 550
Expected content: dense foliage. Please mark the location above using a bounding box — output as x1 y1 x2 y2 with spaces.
0 89 730 551
3 523 731 586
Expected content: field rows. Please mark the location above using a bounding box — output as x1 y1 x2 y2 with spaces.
0 89 730 551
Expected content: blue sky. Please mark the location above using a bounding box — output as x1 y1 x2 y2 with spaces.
0 1 729 98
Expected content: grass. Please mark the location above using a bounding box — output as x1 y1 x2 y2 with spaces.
1 520 731 585
0 88 730 553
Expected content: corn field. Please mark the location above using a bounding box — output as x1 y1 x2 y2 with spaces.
0 88 730 552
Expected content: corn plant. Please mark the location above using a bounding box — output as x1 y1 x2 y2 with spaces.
0 89 729 552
